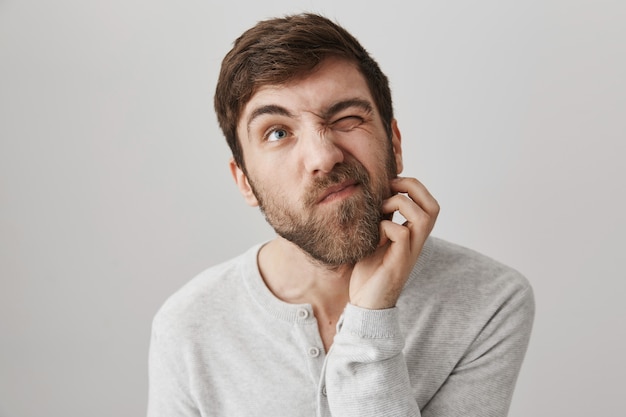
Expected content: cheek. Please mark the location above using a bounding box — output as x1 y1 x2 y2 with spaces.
363 145 393 178
256 174 302 209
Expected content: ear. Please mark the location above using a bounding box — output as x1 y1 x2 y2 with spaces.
229 158 259 207
391 119 404 174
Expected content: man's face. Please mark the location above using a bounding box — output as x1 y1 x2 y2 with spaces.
233 57 403 266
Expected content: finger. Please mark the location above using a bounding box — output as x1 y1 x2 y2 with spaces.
382 192 436 234
379 219 411 245
382 199 434 255
382 194 426 225
378 220 421 268
390 177 440 218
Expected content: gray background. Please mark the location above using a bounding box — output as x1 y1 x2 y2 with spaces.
1 0 624 416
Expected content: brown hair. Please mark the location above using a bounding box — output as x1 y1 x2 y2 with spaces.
214 13 394 170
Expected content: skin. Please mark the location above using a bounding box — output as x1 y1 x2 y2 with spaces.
230 56 439 351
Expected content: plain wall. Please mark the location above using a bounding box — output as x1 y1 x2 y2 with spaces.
1 0 624 416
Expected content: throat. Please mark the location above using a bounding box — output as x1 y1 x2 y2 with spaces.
257 238 351 351
314 308 343 352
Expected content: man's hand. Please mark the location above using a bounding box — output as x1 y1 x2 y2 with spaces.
349 177 439 310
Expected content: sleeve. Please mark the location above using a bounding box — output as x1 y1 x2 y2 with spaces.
322 279 535 417
147 316 201 417
323 304 421 417
421 284 535 417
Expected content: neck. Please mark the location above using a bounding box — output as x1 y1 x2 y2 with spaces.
258 236 352 307
258 237 351 351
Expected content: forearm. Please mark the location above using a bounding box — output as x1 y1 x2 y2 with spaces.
324 304 421 417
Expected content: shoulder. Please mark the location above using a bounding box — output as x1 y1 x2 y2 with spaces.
151 245 261 338
406 236 534 319
422 236 531 292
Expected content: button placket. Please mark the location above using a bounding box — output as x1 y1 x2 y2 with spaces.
292 306 327 395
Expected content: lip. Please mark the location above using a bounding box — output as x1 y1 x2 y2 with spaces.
317 180 359 204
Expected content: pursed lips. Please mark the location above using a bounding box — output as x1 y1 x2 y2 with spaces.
317 180 359 204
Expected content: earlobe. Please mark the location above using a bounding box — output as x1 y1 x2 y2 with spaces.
229 158 259 207
391 119 404 174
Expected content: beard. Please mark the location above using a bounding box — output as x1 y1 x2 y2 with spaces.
247 153 396 267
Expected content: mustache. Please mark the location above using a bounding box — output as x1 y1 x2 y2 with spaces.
303 162 371 207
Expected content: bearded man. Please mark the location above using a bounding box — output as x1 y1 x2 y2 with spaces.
147 13 534 417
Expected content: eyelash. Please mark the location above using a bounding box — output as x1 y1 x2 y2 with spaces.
331 115 365 131
261 115 366 142
263 126 291 142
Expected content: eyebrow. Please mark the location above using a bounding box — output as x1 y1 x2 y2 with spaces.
245 98 374 136
246 105 293 136
321 98 374 120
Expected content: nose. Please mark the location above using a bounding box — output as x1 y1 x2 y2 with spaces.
301 131 345 174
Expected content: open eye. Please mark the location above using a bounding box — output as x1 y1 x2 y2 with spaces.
266 127 290 142
332 116 364 132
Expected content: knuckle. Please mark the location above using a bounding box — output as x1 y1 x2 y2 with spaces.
431 200 441 216
413 211 433 228
397 225 411 239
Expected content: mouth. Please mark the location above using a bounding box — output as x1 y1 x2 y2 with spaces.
317 180 359 204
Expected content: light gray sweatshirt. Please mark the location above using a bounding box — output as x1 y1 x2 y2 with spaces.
148 237 534 416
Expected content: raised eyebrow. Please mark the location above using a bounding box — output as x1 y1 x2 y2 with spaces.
322 98 374 120
246 105 293 136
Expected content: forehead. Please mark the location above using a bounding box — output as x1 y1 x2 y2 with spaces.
238 57 374 125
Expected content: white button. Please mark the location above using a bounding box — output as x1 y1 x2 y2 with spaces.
308 347 320 357
297 309 309 319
